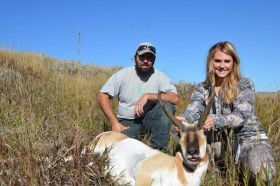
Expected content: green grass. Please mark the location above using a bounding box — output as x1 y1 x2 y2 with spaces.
0 49 279 185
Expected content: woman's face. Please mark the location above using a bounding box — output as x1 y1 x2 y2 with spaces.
212 50 234 81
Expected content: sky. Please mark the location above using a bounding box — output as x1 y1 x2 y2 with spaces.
1 0 280 92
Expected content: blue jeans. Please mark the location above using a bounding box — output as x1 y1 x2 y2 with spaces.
119 101 176 149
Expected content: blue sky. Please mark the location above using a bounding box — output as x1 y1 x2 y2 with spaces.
1 0 280 91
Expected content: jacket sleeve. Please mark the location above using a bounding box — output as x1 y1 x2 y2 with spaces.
213 79 256 129
182 84 206 123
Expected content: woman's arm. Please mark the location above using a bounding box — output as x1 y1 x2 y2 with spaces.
213 79 256 129
181 83 207 123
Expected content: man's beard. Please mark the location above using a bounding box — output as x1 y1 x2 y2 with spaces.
135 65 154 76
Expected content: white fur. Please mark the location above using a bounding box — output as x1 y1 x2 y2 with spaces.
93 131 209 186
185 162 209 186
106 138 159 185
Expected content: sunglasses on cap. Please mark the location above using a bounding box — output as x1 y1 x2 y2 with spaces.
137 45 156 54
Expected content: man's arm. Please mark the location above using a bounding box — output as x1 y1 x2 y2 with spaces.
98 92 127 132
159 92 179 104
134 92 178 116
143 92 178 104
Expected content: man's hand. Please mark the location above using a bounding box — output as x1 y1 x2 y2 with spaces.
134 94 148 117
98 92 128 132
112 121 128 132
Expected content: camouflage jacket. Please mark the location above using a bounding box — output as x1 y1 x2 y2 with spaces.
182 78 267 143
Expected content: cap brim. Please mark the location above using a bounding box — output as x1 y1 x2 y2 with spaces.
137 49 156 56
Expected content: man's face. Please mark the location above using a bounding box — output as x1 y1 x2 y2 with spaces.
135 53 155 76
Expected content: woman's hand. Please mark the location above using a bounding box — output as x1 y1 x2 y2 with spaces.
176 115 186 122
203 116 214 131
172 116 186 131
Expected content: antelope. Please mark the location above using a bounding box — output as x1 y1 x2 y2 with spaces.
91 86 215 186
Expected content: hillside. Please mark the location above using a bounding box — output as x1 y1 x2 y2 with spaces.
0 50 279 185
0 50 123 185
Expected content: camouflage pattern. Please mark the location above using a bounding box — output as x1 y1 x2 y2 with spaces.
182 78 266 143
182 78 276 182
238 140 276 182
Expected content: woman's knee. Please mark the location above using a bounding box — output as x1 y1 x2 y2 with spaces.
239 141 276 182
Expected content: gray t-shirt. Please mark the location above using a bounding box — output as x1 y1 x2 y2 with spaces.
100 66 177 119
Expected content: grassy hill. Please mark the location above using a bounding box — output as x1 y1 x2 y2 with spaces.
0 49 279 185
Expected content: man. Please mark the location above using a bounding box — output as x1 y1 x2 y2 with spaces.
98 41 178 149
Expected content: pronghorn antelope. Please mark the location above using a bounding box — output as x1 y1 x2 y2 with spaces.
91 87 215 186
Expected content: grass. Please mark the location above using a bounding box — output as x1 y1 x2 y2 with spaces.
0 49 279 185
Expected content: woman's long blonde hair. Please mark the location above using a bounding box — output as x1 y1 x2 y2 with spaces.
206 41 241 104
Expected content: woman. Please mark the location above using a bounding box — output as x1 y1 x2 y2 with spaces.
179 41 276 183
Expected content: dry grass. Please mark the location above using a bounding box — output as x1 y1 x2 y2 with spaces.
0 49 279 185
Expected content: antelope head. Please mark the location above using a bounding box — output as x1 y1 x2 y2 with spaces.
158 86 215 171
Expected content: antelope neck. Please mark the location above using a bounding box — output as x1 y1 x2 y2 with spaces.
178 150 208 173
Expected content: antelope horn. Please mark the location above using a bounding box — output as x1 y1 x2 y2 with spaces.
197 85 215 128
158 92 184 130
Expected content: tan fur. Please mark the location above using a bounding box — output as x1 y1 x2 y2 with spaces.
92 131 209 186
201 151 209 164
135 153 175 186
197 130 205 144
189 132 195 142
175 152 187 185
135 152 191 186
90 131 128 151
